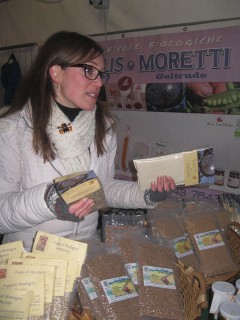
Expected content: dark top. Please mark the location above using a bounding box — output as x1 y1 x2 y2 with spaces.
56 101 82 122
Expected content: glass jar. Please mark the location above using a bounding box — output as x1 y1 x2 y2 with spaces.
227 171 240 188
214 168 225 186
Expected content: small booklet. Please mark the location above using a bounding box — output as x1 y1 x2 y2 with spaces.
133 147 214 190
54 170 107 211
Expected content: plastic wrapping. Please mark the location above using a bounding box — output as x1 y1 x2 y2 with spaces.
183 200 239 279
147 199 201 272
133 147 214 190
101 208 147 243
77 264 107 320
184 199 231 231
84 243 140 320
136 236 185 320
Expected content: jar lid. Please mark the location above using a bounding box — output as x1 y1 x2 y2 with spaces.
212 281 236 295
229 170 240 174
220 302 240 319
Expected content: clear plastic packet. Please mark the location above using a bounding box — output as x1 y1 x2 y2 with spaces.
101 208 147 243
147 202 201 272
107 227 146 290
64 276 96 320
182 200 239 279
84 243 140 320
219 193 240 224
136 235 185 320
76 264 108 320
184 198 231 231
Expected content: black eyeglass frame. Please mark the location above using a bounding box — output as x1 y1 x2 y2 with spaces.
61 63 110 85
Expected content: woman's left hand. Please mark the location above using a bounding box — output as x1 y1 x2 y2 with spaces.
151 176 176 192
144 175 176 205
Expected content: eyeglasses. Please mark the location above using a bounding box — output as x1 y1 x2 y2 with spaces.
62 63 110 85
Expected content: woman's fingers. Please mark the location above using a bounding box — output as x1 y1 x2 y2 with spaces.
152 176 176 192
68 198 94 218
168 176 176 190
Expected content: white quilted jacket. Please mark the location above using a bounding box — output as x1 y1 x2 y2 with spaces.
0 106 147 251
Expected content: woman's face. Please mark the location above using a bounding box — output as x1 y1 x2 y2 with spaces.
54 55 105 110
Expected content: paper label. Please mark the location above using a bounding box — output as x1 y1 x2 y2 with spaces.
54 170 101 204
143 266 176 289
23 252 84 293
100 276 138 304
183 151 199 186
61 178 100 204
173 236 194 258
0 289 33 320
0 275 45 317
194 229 224 251
31 232 88 292
125 263 138 286
0 264 54 303
0 241 24 264
8 257 67 297
82 277 98 300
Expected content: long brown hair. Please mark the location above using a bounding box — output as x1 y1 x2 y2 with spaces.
1 31 114 162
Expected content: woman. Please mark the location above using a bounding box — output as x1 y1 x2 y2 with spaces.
0 31 175 251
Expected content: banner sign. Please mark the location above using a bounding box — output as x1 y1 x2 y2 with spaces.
99 25 240 84
98 26 240 114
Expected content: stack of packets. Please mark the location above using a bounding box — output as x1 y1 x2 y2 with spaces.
78 232 185 319
133 147 214 190
0 231 88 320
54 170 107 212
220 193 240 223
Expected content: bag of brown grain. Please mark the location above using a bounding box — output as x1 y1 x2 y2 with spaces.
76 265 107 320
183 200 239 279
136 236 185 320
147 200 201 272
101 208 147 244
84 243 140 320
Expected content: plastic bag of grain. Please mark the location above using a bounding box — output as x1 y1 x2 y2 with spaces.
183 200 239 278
101 208 147 244
184 199 231 231
147 200 201 272
76 265 107 320
136 236 185 320
84 243 140 320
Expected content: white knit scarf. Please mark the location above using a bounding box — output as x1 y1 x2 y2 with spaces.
47 103 96 174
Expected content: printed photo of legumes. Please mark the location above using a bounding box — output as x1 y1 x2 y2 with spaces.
186 82 240 114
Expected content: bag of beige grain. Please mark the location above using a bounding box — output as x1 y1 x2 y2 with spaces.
84 243 140 320
182 201 239 280
136 236 185 320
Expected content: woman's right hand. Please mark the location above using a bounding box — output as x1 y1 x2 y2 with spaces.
68 198 95 219
45 183 95 221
